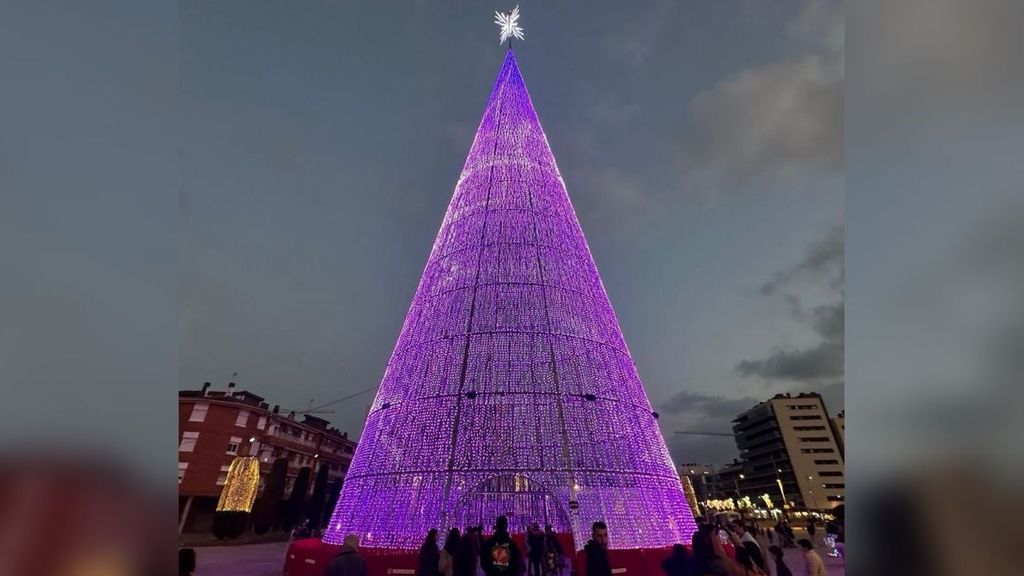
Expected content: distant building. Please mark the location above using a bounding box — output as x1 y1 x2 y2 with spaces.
830 410 845 458
178 382 357 533
730 392 845 511
677 463 717 515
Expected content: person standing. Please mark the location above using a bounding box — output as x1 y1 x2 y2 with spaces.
797 539 827 576
439 528 461 576
806 521 816 541
526 523 544 576
660 543 691 576
730 521 766 573
324 534 367 576
454 527 482 576
541 524 564 576
768 546 793 576
692 526 745 576
735 547 767 576
419 529 441 576
584 521 612 576
480 516 522 576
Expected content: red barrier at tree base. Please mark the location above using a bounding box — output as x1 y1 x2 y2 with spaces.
284 536 708 576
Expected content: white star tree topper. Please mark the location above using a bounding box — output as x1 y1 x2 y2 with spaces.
495 5 525 45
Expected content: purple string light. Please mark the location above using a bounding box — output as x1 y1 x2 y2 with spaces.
324 50 696 550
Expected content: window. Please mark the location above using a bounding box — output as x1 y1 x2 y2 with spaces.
799 437 831 442
790 415 823 421
178 462 188 484
787 404 817 410
179 431 199 452
823 483 845 489
800 448 834 454
235 410 249 427
814 459 840 465
793 425 826 431
257 416 266 430
189 403 209 422
216 465 231 486
227 436 242 455
819 471 844 477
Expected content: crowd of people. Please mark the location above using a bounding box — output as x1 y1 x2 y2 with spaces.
323 516 838 576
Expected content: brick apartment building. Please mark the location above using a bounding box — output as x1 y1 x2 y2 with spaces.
178 382 357 533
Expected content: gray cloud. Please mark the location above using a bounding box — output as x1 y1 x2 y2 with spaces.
760 225 843 296
738 226 845 385
684 55 842 186
680 0 843 193
736 341 843 381
659 390 760 466
812 301 844 343
659 389 759 420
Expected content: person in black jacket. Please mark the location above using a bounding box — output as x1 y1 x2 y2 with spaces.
768 545 794 576
324 534 367 576
583 521 611 576
419 528 441 576
480 516 522 576
660 543 691 576
526 522 545 576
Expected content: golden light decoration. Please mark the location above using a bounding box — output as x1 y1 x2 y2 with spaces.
760 493 774 508
216 456 261 512
704 498 736 511
681 475 701 517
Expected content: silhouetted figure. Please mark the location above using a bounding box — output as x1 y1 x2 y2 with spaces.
798 539 827 576
730 520 765 572
768 545 793 576
178 548 195 576
420 528 441 576
526 522 544 576
584 521 611 576
691 526 744 576
541 525 564 576
439 528 461 576
454 527 482 576
480 516 522 576
324 534 367 576
660 543 692 576
735 546 766 575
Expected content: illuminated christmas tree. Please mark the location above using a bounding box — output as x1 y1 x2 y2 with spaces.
212 456 260 538
324 49 697 550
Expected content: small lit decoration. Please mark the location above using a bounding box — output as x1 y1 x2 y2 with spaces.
323 50 697 550
681 475 701 517
216 456 260 512
704 498 737 511
494 5 525 45
738 496 753 510
760 493 774 509
825 533 840 557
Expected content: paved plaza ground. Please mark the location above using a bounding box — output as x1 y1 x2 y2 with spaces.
191 535 845 576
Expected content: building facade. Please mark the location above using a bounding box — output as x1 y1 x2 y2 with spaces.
830 410 845 458
178 382 357 533
677 463 716 503
729 393 845 511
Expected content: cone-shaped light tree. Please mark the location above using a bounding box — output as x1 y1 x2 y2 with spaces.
324 50 696 550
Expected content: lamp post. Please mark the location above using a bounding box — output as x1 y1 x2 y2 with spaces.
770 453 787 506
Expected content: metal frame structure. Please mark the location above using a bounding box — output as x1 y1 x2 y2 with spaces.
324 50 696 550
